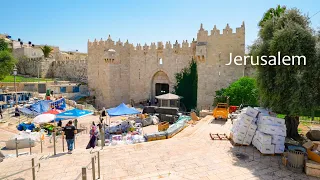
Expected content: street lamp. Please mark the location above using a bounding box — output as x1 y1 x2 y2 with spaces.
13 65 17 104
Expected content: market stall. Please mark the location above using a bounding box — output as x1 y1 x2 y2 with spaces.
55 108 93 121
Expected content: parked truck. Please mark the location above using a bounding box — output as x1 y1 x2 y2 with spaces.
213 103 229 120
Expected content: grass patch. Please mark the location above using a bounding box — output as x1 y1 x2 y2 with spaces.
1 75 54 82
298 128 302 133
277 114 320 121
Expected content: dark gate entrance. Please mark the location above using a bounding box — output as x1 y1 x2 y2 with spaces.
155 83 169 96
38 84 46 93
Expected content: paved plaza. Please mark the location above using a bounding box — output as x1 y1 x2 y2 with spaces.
0 116 318 180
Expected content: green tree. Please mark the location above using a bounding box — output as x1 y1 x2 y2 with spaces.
214 77 258 106
0 39 9 51
249 7 319 140
40 45 53 58
0 51 17 80
259 5 286 27
173 58 198 111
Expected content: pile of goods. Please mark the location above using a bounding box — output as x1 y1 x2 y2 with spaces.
231 107 258 145
144 115 191 141
253 110 286 154
231 107 286 154
5 131 41 149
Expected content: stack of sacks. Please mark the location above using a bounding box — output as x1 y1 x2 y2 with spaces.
253 113 286 154
231 107 259 145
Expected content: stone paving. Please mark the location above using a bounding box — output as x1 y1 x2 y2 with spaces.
0 115 318 180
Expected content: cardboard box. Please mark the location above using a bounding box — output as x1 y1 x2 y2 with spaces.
245 106 260 118
238 113 255 125
246 128 256 137
248 123 257 132
243 133 254 145
273 117 285 126
256 131 272 145
233 132 245 140
258 124 286 136
276 128 287 137
233 126 248 136
237 120 250 129
252 135 258 147
303 141 320 163
305 160 320 178
274 145 285 154
271 134 286 145
260 144 275 154
258 115 274 125
232 135 244 144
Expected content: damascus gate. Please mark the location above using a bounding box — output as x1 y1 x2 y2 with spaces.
87 22 246 109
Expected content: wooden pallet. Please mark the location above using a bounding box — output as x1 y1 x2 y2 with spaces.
260 153 283 156
209 133 229 140
230 139 249 146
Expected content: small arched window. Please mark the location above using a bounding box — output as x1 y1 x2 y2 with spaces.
159 58 163 65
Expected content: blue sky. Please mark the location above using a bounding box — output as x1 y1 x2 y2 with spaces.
1 0 319 53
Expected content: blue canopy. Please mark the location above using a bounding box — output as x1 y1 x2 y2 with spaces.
56 108 93 120
29 100 52 114
107 103 141 116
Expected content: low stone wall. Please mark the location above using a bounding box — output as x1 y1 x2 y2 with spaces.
51 60 87 82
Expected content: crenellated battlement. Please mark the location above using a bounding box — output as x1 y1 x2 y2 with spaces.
88 34 196 52
197 22 245 41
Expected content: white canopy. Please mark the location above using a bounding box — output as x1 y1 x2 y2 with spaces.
155 93 181 100
33 114 56 124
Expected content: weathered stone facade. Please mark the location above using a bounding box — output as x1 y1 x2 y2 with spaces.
88 22 246 109
13 47 88 82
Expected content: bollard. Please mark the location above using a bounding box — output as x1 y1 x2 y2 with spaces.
81 167 87 180
53 132 56 155
29 138 32 155
98 152 100 179
15 138 19 157
31 158 35 180
62 134 64 152
91 157 95 180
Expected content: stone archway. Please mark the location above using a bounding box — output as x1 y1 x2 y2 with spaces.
150 70 171 103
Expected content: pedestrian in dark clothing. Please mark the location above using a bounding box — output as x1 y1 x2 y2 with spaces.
86 125 98 149
74 119 78 129
57 120 62 127
15 106 20 117
0 108 2 119
62 120 77 154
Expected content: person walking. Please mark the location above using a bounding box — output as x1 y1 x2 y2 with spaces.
57 120 62 127
87 125 98 149
62 120 77 154
74 119 78 129
0 107 3 119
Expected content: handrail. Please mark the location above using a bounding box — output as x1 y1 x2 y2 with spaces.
0 158 40 180
75 150 101 180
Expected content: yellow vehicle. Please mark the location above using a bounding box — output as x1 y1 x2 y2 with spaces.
213 103 229 120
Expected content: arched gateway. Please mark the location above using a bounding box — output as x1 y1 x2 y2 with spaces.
150 71 171 103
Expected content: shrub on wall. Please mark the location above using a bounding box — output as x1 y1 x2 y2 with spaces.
173 58 198 111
